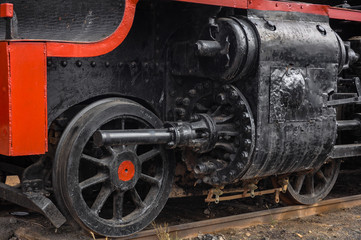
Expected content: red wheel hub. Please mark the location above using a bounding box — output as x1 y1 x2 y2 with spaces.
117 160 135 181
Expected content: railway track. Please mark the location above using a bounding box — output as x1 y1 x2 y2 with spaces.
123 194 361 240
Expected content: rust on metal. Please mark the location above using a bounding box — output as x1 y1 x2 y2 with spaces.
205 187 284 203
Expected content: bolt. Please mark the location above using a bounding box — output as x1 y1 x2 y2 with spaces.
316 25 327 35
237 100 246 108
47 60 52 67
203 177 211 184
175 108 186 117
241 151 249 159
237 162 244 169
242 112 250 119
76 60 82 67
182 98 191 106
130 62 137 69
230 90 239 100
168 141 175 148
190 115 200 121
244 125 252 133
244 139 252 147
60 60 67 67
201 133 209 138
188 89 197 97
105 61 110 67
90 61 96 67
216 93 227 104
266 20 276 31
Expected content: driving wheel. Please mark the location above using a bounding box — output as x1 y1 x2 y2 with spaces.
52 98 175 237
279 159 340 205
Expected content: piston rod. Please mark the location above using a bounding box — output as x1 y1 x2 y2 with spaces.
93 129 173 146
94 114 218 153
337 119 361 131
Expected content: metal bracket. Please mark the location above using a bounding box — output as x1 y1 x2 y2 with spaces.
328 77 361 106
205 186 284 204
0 182 66 228
0 3 18 39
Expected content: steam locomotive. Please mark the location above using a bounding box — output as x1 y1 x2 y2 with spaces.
0 0 361 237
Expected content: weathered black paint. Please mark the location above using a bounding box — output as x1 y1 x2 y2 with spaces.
0 0 125 42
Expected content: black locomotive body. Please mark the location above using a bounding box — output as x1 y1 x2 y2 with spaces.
0 0 361 237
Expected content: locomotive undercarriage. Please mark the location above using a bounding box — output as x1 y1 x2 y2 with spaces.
1 1 361 237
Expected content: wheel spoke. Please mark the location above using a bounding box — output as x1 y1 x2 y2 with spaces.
293 175 305 194
113 190 125 221
79 173 109 190
81 154 109 167
130 144 138 152
130 188 145 208
305 175 315 196
91 185 113 214
316 170 327 183
139 149 160 164
140 173 161 186
211 106 222 117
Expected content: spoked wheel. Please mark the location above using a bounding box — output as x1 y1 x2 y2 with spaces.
52 99 175 237
279 159 340 205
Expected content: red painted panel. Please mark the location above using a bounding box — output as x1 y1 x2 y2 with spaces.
328 7 361 22
249 0 328 16
0 43 10 155
175 0 246 8
0 43 47 156
175 0 361 23
3 43 47 156
0 3 13 18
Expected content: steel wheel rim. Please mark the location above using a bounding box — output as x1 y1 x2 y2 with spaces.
285 159 340 205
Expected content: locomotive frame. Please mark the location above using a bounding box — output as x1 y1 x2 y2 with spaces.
1 0 361 237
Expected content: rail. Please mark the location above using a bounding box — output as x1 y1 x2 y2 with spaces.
125 194 361 240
